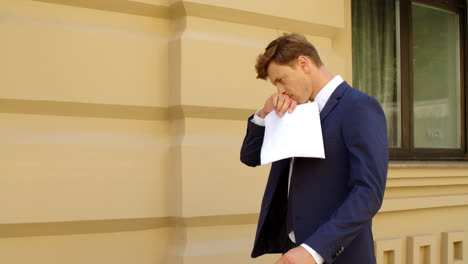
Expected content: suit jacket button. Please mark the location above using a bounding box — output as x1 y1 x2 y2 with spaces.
265 203 269 209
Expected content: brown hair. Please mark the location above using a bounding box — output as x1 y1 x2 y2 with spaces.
255 33 323 80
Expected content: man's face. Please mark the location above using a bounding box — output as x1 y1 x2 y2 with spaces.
267 60 312 104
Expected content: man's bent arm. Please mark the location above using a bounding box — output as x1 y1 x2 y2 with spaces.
304 96 389 263
240 114 265 167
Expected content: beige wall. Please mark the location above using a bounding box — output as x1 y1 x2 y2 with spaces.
0 0 467 263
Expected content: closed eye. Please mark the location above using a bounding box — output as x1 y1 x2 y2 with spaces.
274 76 285 85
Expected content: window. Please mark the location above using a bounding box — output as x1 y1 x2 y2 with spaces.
352 0 467 160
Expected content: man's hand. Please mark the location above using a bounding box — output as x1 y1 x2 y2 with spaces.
275 246 317 264
259 93 297 118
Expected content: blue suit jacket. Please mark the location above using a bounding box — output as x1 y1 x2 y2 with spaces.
240 82 389 263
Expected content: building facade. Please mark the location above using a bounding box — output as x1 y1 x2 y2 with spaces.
1 0 467 263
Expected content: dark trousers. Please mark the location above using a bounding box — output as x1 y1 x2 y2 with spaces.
282 237 297 254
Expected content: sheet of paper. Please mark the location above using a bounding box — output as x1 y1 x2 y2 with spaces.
260 102 325 165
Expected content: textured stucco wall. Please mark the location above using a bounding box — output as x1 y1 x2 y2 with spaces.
1 1 467 263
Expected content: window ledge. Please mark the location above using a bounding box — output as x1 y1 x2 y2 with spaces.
390 161 468 168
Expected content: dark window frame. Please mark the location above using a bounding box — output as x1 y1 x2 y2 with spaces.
389 0 468 160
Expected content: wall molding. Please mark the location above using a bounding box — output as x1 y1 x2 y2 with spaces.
0 98 169 121
386 176 468 187
0 214 257 238
172 1 340 38
375 231 468 264
33 0 170 19
0 217 173 238
380 194 468 213
0 98 255 121
2 198 468 238
33 0 341 38
390 161 468 168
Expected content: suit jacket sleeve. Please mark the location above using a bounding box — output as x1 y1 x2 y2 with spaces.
240 114 265 167
304 96 389 263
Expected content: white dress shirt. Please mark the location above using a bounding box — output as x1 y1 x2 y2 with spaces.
251 75 344 264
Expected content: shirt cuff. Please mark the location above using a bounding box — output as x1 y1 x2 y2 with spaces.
250 109 265 126
300 244 324 264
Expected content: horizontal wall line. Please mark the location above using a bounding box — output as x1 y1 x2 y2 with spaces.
0 98 169 121
389 161 468 169
2 193 468 238
386 178 468 187
176 214 258 227
170 105 254 121
0 217 173 238
34 0 170 19
176 2 340 38
34 0 341 38
0 214 258 238
0 99 255 121
380 193 468 213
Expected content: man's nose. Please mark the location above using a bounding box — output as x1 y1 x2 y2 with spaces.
277 85 286 94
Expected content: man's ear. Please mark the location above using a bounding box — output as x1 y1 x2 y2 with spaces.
297 55 310 73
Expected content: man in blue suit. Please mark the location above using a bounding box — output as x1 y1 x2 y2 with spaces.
240 33 388 264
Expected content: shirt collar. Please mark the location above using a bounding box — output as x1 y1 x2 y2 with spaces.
313 75 344 112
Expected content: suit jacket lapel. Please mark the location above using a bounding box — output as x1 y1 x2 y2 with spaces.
320 82 350 122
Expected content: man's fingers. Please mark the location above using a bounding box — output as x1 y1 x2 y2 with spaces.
271 94 277 110
278 98 290 116
267 94 298 117
263 94 278 116
276 96 286 113
288 100 297 113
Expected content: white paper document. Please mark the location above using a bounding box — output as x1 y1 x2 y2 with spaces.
260 102 325 165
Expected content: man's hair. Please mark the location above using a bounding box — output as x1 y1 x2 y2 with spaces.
255 33 323 80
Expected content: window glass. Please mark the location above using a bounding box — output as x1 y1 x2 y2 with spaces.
412 3 461 148
352 0 401 147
